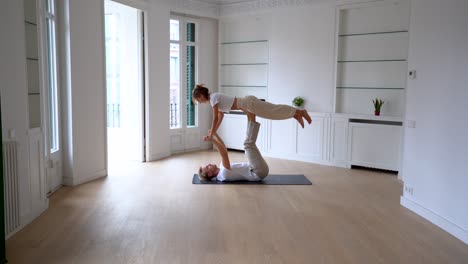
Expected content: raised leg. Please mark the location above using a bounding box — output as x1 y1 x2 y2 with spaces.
244 115 269 179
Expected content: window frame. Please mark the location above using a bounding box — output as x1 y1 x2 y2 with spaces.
169 15 199 130
43 0 60 153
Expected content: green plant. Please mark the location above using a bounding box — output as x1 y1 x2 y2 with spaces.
292 96 304 107
373 98 384 112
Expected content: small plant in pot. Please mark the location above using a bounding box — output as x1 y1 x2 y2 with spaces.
373 98 384 116
292 96 305 109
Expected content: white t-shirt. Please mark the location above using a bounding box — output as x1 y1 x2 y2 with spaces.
210 93 235 113
216 162 261 182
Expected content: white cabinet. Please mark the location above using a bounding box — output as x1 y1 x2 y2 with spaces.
217 114 247 150
217 113 269 152
330 117 348 166
267 112 328 164
348 122 402 171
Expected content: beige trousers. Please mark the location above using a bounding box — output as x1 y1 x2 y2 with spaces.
245 121 269 179
236 96 296 120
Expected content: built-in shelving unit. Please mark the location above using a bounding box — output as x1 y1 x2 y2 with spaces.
331 0 410 171
335 1 410 118
219 19 269 99
217 16 270 151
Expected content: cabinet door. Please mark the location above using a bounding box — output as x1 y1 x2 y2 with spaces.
348 122 402 171
331 117 349 166
217 114 247 150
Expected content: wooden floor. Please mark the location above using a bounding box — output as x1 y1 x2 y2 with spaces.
6 150 468 264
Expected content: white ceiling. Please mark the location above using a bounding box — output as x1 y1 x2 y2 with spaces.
193 0 257 5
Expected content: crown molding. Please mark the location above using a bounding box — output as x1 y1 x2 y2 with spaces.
166 0 220 18
219 0 329 16
165 0 332 18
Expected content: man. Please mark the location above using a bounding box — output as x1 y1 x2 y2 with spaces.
198 112 269 181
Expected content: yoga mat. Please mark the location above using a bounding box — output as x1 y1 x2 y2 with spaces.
192 174 312 185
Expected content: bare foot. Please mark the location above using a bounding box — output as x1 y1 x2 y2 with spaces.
301 110 312 124
294 112 305 128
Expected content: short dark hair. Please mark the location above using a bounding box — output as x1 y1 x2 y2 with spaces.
192 84 210 102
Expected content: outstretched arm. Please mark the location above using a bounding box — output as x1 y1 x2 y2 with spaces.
205 133 231 170
208 108 224 140
208 104 220 139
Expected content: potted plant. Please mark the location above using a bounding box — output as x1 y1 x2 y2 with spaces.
292 96 305 109
372 98 384 116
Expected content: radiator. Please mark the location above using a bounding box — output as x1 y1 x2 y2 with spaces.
3 141 20 236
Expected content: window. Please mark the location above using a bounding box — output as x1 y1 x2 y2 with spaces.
169 17 198 129
45 0 59 152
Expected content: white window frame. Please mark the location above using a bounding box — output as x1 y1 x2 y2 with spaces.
169 15 199 130
41 0 60 154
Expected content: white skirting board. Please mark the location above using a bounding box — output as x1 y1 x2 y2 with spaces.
63 169 107 186
400 196 468 244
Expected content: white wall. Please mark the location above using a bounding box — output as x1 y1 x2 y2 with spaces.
401 0 468 244
146 1 171 160
197 17 219 149
267 3 336 157
0 0 33 224
269 2 335 112
61 0 107 185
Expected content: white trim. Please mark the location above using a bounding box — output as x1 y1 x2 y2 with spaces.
149 151 172 162
63 169 107 186
401 196 468 244
109 0 148 11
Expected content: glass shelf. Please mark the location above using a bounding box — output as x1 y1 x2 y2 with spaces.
28 92 40 95
221 85 267 88
336 87 404 90
221 40 267 45
27 57 39 61
25 21 37 26
338 59 406 63
339 30 408 37
221 63 268 66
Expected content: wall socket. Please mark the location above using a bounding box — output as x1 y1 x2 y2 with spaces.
404 185 414 195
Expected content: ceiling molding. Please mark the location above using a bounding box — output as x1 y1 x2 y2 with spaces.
167 0 331 17
167 0 221 18
219 0 330 16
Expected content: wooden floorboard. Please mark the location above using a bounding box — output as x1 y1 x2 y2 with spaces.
6 150 468 263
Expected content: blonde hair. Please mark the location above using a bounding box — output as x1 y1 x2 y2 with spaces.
198 166 210 181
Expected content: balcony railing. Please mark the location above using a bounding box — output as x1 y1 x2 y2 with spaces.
170 103 179 128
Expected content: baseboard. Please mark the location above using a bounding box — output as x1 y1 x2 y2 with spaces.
149 151 171 162
264 151 334 167
401 196 468 244
63 169 107 186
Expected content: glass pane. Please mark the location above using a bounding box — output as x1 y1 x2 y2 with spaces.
186 45 196 127
46 0 54 15
46 18 59 152
186 22 195 42
170 43 181 129
105 14 121 128
170 19 179 41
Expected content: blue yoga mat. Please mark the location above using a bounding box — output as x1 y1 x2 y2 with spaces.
192 174 312 185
